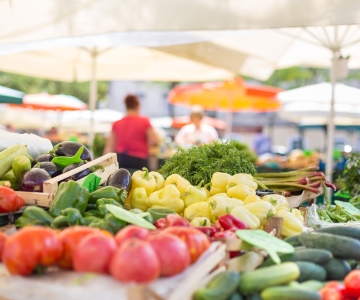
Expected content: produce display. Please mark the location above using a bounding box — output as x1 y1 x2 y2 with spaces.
194 227 360 300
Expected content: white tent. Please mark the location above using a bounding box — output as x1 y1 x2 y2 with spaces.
278 82 360 124
1 0 360 45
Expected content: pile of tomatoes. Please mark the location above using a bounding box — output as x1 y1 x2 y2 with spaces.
0 225 210 283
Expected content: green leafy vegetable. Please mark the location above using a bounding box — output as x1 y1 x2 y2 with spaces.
159 141 257 185
337 154 360 199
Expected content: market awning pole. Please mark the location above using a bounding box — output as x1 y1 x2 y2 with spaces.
325 52 337 183
88 48 98 150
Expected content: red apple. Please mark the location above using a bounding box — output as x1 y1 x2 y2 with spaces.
114 225 150 247
149 233 190 276
73 233 116 274
110 238 160 283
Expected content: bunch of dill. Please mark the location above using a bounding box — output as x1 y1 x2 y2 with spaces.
159 140 257 185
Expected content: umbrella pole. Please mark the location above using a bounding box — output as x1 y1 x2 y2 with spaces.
88 48 98 150
325 52 337 183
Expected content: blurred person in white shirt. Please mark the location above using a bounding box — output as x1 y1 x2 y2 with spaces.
175 105 218 148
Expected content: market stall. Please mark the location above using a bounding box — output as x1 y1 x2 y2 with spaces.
2 130 359 300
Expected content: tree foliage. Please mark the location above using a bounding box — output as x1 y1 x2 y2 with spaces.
0 71 108 104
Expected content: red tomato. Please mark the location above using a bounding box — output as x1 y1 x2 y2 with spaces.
114 225 150 247
0 232 8 261
110 238 160 283
320 281 346 300
344 270 360 298
58 226 102 269
2 227 63 275
149 233 190 276
15 196 26 211
0 186 18 213
162 227 210 263
73 233 116 274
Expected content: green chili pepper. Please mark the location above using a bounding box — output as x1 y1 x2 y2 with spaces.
15 206 54 228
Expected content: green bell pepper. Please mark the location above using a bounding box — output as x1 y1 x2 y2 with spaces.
146 208 176 222
51 208 85 229
15 206 54 228
88 213 127 234
88 186 127 205
83 215 102 226
49 181 89 217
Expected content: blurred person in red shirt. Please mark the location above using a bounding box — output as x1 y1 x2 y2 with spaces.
104 94 159 169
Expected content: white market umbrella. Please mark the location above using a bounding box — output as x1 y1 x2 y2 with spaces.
1 0 359 45
278 82 360 124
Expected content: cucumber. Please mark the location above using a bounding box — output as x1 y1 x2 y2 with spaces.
298 232 360 260
12 155 31 180
315 226 360 240
295 262 327 282
322 258 351 280
259 248 332 267
261 287 321 300
300 280 325 291
194 271 240 300
228 293 244 300
0 145 28 179
284 235 302 247
239 262 300 295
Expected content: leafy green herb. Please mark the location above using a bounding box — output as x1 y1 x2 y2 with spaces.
337 154 360 198
159 141 257 185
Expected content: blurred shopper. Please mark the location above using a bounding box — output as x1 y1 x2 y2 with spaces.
253 126 271 155
175 105 218 147
104 94 159 169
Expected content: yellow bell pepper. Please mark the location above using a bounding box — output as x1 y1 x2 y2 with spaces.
207 195 244 218
231 206 260 229
226 173 258 191
277 209 304 237
149 171 165 191
227 184 256 201
131 187 149 211
291 208 305 223
190 217 211 227
182 181 208 207
164 174 191 194
243 194 262 205
148 185 184 213
262 194 289 211
131 168 156 196
210 172 232 195
244 201 277 225
184 202 212 222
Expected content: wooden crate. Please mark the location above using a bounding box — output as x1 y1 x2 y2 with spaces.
15 153 118 207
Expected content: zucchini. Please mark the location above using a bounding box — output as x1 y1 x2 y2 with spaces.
295 262 327 282
0 170 20 190
239 262 300 295
12 155 31 180
261 287 321 300
259 248 332 267
298 232 360 260
194 271 240 300
284 235 302 247
0 144 28 179
322 258 351 280
315 226 360 240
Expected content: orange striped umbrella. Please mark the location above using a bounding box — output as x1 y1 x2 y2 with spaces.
168 77 282 112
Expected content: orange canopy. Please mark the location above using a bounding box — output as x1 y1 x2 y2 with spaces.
168 78 282 112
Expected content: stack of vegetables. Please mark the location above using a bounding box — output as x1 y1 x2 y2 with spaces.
0 224 210 283
194 226 360 300
128 168 305 237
